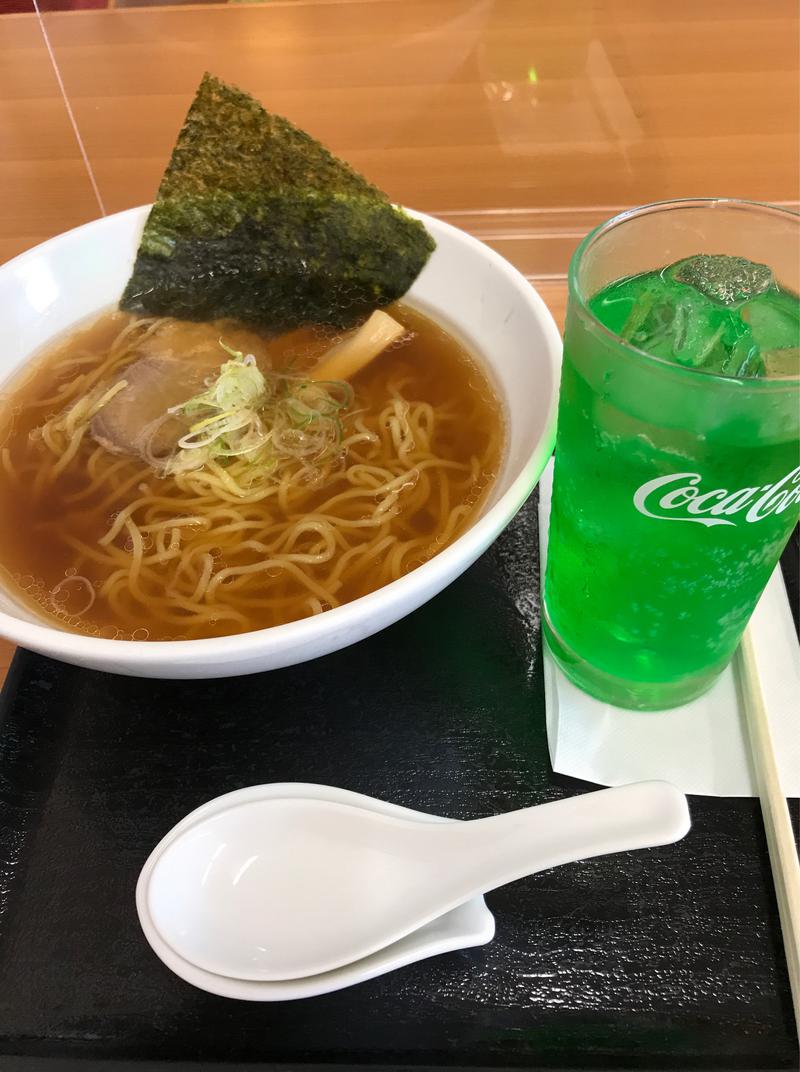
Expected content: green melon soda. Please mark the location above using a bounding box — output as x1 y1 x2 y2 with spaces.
543 253 800 710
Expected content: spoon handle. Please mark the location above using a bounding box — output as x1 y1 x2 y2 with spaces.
433 781 690 894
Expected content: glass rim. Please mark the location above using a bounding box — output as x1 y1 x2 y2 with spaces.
568 197 800 389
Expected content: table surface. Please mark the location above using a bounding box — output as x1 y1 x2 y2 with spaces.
1 0 799 683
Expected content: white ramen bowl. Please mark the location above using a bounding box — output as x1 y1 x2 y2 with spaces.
0 207 561 678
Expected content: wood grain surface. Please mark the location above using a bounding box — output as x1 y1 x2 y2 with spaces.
0 0 798 682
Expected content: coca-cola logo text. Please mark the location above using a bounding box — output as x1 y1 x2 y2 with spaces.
633 466 800 527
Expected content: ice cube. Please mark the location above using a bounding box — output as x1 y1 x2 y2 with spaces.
669 254 773 306
621 282 730 370
762 348 800 379
732 346 766 378
743 290 800 350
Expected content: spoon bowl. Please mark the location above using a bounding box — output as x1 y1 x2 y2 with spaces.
137 783 495 1000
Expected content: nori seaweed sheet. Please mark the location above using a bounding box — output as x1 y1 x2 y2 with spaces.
121 74 435 330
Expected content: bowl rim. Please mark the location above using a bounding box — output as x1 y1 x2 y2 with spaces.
0 206 561 665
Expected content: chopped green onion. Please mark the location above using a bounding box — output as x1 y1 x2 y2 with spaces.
164 337 353 477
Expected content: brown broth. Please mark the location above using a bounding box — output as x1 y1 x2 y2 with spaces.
0 304 504 640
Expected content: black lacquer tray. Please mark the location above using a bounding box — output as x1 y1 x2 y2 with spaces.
0 497 797 1071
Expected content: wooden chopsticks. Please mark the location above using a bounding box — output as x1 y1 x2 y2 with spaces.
737 624 800 1029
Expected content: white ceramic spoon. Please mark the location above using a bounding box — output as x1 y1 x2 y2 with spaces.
143 780 689 983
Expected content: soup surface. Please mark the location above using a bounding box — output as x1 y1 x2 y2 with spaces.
0 304 503 640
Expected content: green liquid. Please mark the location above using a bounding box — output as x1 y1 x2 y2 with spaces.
543 255 800 710
591 257 799 380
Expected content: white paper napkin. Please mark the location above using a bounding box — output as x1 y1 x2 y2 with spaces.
538 459 800 797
